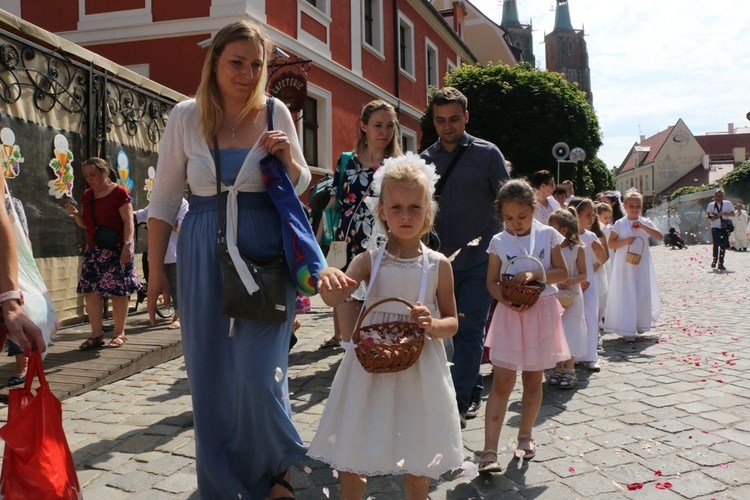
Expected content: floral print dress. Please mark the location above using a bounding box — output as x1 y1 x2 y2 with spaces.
331 154 381 265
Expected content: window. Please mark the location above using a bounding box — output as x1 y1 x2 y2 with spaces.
567 41 573 56
645 174 650 191
362 0 383 55
302 97 319 168
398 13 415 78
401 126 417 154
425 39 439 89
304 0 328 15
298 83 332 175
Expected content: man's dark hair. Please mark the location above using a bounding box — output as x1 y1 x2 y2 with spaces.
553 186 568 197
430 86 468 113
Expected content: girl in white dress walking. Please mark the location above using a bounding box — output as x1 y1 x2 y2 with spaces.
479 180 570 473
547 209 587 389
309 153 462 500
604 189 663 340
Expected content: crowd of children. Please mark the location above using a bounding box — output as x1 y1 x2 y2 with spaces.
305 154 663 498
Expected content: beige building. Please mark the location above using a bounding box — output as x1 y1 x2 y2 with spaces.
614 119 709 199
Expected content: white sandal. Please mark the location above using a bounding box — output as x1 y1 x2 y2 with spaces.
477 449 502 473
515 434 536 460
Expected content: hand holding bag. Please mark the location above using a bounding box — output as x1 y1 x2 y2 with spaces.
215 135 287 324
259 98 328 296
0 352 81 499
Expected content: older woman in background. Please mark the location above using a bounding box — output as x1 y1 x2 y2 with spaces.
66 157 140 350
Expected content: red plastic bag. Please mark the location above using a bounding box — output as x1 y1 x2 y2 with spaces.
0 352 81 499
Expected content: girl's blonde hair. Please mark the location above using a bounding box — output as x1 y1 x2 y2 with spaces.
196 21 272 139
596 202 613 216
548 209 584 247
377 158 438 239
568 197 604 237
355 100 403 158
622 188 644 204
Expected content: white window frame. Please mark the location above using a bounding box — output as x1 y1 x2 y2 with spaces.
397 12 415 81
362 0 384 59
425 37 439 91
298 83 332 176
298 0 332 59
78 0 152 30
302 0 329 16
400 126 417 154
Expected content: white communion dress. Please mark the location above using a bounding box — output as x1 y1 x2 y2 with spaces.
308 245 463 479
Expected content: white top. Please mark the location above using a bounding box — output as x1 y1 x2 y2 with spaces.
487 219 565 297
707 200 732 229
134 198 188 264
533 196 561 225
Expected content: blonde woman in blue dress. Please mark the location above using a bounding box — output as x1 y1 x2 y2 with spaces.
310 154 463 500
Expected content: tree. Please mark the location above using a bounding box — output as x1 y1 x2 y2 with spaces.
420 62 612 196
721 159 750 202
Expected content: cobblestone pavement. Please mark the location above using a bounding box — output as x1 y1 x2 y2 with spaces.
5 243 750 499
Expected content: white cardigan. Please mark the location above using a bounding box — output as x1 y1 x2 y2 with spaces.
148 97 311 225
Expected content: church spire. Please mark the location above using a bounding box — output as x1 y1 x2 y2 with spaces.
553 0 575 31
501 0 520 26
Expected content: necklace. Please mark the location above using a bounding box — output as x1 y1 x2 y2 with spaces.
226 103 268 138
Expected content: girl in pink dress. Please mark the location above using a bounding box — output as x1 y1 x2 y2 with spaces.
479 179 570 473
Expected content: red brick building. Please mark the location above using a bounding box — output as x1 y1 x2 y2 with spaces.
8 0 502 178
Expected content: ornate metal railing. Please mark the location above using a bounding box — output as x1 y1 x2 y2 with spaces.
0 26 177 157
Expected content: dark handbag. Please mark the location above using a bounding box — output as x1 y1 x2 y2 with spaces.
214 136 287 323
218 244 287 323
721 218 735 233
90 195 119 250
93 226 119 250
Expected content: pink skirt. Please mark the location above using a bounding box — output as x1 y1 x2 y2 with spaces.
485 295 570 371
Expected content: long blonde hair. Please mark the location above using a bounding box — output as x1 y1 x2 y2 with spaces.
549 208 583 247
196 21 272 139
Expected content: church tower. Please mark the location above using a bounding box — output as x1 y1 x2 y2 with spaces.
500 0 535 67
544 0 593 105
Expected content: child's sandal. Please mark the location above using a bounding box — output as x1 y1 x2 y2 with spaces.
559 369 577 390
547 369 563 386
515 434 536 460
477 449 502 473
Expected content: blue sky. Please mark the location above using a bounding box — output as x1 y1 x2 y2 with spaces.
469 0 750 169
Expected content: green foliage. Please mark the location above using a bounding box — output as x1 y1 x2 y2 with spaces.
670 185 712 199
721 160 750 202
420 62 604 196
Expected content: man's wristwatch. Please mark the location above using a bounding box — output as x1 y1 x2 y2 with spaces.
123 240 134 250
0 290 24 306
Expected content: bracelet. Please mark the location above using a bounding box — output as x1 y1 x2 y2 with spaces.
0 290 24 306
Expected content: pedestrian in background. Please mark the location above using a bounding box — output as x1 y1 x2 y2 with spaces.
316 100 403 349
146 21 309 499
706 188 732 270
65 157 140 350
420 86 510 426
530 169 560 225
133 198 188 330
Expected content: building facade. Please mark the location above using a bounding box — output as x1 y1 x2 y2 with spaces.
544 0 592 106
6 0 484 180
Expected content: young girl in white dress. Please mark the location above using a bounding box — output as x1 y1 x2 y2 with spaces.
479 180 570 473
568 198 607 372
309 153 462 500
547 209 587 389
596 202 614 330
605 189 663 341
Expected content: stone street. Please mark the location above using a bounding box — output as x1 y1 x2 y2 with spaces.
3 243 750 499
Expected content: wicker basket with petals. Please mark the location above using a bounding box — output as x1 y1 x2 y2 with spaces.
501 255 546 307
626 236 645 265
353 297 424 374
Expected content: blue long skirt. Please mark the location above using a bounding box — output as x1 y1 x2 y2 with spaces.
177 192 306 498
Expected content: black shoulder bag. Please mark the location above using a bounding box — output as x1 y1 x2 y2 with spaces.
427 136 474 250
215 134 287 324
91 195 119 250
